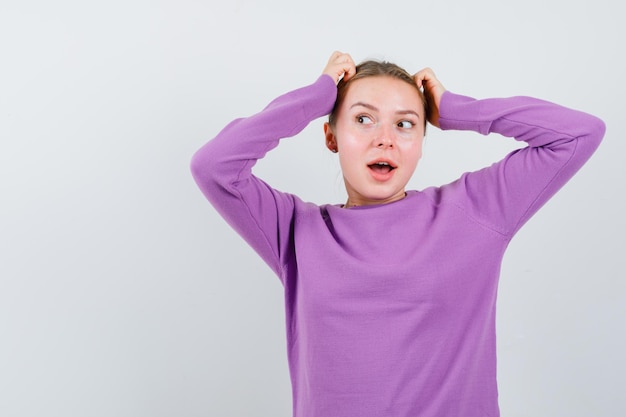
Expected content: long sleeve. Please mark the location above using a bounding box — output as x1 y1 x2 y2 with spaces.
437 92 606 238
190 75 337 280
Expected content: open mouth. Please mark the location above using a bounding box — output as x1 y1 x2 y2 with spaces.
368 161 397 174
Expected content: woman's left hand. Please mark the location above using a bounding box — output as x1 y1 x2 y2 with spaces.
414 68 446 128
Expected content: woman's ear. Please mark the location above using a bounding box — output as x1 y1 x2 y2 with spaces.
324 122 338 153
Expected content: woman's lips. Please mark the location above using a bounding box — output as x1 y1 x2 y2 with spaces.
368 162 396 181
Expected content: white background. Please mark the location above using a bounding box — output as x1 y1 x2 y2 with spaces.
1 1 624 416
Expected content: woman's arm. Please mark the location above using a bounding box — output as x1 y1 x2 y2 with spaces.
424 74 606 237
190 54 351 279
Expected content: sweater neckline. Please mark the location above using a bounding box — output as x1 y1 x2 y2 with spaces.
330 190 420 211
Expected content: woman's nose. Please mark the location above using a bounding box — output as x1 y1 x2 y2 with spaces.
374 126 394 148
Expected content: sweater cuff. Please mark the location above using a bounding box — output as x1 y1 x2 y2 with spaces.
438 91 491 135
306 74 338 120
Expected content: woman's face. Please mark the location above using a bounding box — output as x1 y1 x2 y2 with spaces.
324 76 425 207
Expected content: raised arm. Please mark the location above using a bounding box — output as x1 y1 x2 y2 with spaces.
190 53 353 279
419 69 605 237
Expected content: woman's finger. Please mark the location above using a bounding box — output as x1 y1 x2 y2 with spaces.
323 51 356 84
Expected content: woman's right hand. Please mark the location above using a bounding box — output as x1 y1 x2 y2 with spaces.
322 51 356 85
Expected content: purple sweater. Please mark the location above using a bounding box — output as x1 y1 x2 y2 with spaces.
191 75 605 417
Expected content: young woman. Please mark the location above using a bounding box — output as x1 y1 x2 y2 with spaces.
190 51 605 417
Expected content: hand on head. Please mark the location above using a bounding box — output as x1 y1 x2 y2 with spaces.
322 51 446 128
322 51 356 85
413 68 446 128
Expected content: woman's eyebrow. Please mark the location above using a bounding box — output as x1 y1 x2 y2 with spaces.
350 102 420 118
396 109 421 119
350 102 379 111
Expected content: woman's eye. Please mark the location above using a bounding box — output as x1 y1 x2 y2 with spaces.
398 120 414 129
357 115 373 124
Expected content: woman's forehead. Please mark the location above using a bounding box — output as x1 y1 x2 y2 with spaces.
343 76 424 112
